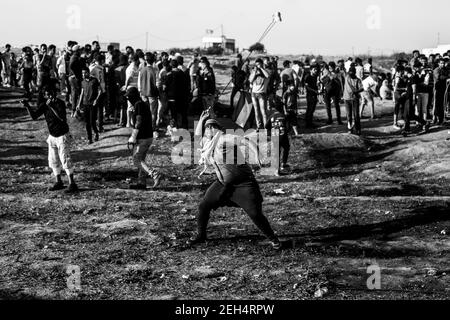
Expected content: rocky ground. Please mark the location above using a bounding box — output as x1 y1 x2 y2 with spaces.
0 64 449 300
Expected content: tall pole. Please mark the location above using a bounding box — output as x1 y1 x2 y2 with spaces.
221 24 225 54
438 32 440 46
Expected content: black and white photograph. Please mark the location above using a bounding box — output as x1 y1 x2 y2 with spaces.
0 0 449 314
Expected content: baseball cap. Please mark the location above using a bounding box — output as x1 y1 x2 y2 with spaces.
205 119 222 128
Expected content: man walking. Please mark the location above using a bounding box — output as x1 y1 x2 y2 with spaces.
125 87 162 190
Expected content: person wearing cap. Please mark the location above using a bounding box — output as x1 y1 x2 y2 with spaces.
20 80 78 193
187 111 282 250
125 86 162 190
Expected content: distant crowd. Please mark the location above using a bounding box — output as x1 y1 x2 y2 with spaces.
1 41 450 143
230 50 450 136
0 41 214 144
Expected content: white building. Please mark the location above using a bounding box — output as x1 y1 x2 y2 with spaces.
202 35 235 54
422 44 450 56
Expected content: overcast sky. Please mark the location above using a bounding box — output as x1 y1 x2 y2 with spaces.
2 0 449 55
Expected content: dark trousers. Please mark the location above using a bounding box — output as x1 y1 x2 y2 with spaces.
168 99 188 129
118 93 127 126
196 180 276 241
305 95 318 126
106 86 118 119
394 91 407 117
69 76 81 112
96 92 106 129
324 92 342 122
344 99 361 133
404 97 426 131
84 104 98 141
279 134 290 166
434 86 446 123
230 86 240 109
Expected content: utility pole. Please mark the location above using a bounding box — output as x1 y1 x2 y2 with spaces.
221 24 225 55
438 32 440 46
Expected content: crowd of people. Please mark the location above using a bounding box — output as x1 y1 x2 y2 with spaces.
2 42 450 249
230 50 450 138
1 41 216 143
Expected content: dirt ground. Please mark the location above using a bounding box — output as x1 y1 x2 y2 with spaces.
0 65 449 300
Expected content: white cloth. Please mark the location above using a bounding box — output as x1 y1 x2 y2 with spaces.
362 76 378 92
345 60 353 73
126 64 139 89
355 66 364 80
89 64 106 93
56 56 66 74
